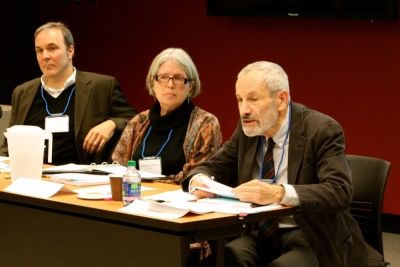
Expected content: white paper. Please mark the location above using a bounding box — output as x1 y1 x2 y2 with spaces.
50 173 110 186
43 163 125 174
119 196 283 219
197 198 282 214
0 156 9 162
194 186 237 199
72 184 155 195
119 199 189 219
200 176 235 191
43 163 165 179
142 189 198 202
3 177 65 198
44 163 89 172
91 165 127 175
162 201 214 214
195 177 237 198
73 185 112 195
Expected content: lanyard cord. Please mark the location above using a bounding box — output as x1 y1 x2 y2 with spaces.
259 104 291 183
40 86 75 116
141 126 174 158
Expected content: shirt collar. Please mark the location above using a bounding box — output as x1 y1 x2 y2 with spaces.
41 67 76 97
267 104 291 149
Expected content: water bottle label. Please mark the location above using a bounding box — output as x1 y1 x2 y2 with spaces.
123 182 141 199
131 182 141 198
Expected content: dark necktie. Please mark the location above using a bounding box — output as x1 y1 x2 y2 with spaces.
262 138 275 181
258 137 281 263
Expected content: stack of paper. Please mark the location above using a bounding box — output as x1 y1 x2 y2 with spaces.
43 163 124 175
119 199 214 219
120 189 282 220
43 163 166 180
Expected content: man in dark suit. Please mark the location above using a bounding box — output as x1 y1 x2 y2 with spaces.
0 22 136 164
182 61 367 266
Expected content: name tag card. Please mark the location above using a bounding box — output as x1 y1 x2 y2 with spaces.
139 157 162 175
45 115 69 133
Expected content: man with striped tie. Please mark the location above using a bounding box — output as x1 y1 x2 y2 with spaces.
182 61 366 267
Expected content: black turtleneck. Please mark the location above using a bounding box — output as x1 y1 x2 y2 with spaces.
132 100 194 176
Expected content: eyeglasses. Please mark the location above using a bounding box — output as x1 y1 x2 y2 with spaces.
154 74 191 86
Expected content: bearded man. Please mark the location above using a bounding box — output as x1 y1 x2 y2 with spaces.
182 61 367 267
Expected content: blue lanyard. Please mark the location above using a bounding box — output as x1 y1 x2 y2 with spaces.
141 126 173 158
40 86 75 116
259 104 291 184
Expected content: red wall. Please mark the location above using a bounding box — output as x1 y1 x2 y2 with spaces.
37 0 400 215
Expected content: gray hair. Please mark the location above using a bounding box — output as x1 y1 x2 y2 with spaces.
146 48 201 98
238 61 290 96
35 22 74 48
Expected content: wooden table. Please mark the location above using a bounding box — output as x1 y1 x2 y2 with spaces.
0 174 295 267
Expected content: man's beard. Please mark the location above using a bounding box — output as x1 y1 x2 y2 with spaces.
242 101 278 137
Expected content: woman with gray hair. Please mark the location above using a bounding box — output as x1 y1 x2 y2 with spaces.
112 48 222 184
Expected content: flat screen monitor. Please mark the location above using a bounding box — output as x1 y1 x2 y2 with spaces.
207 0 398 19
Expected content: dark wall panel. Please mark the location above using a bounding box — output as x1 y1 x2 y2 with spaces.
6 0 399 215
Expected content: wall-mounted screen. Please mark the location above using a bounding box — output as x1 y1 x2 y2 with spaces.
207 0 398 19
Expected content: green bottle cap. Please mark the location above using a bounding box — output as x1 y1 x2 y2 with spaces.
127 160 136 167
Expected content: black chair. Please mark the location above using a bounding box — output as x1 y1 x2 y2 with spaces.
347 154 391 267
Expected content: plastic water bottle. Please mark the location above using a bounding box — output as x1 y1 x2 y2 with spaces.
122 160 141 205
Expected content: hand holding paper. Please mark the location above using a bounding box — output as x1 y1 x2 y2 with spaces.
193 175 237 199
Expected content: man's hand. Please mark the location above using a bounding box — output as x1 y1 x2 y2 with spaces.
189 174 215 199
233 179 285 205
83 119 117 154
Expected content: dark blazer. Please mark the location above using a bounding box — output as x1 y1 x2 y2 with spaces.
183 102 367 267
1 70 136 164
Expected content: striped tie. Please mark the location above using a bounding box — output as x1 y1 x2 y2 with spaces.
262 138 275 181
258 137 281 262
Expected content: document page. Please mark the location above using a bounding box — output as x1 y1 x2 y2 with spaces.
119 198 282 219
119 199 192 220
197 198 282 215
43 163 89 173
50 173 110 186
142 189 198 202
3 177 66 198
194 177 237 199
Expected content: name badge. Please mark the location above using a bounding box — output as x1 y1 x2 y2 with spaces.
45 115 69 133
139 157 162 175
